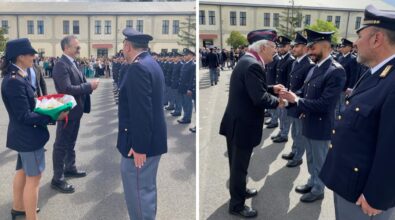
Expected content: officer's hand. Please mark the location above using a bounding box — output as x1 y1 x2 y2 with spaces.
90 79 100 90
273 84 285 94
128 148 147 168
187 90 193 96
57 111 69 121
280 90 297 103
356 194 382 217
278 98 286 108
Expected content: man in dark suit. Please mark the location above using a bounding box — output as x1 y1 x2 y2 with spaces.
272 36 295 143
320 5 395 219
27 60 47 97
207 47 219 86
117 28 167 220
281 32 314 168
219 29 286 218
51 35 99 193
281 29 346 203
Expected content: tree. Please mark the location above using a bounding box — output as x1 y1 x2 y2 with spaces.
226 31 248 49
0 28 6 54
306 19 340 44
277 0 304 38
177 15 196 50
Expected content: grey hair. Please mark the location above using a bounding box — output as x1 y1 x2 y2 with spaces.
248 39 272 53
371 27 395 46
61 35 77 51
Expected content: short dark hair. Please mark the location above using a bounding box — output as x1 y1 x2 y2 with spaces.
128 40 149 50
61 35 77 51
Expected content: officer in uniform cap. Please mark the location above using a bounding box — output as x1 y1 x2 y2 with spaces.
320 5 395 219
335 38 358 115
280 28 346 203
219 29 285 218
178 48 196 124
281 32 315 167
117 28 167 220
270 35 295 143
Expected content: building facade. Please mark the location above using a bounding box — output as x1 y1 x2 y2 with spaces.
0 1 195 57
199 0 395 49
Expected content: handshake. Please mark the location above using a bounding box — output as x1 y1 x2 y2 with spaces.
273 84 299 108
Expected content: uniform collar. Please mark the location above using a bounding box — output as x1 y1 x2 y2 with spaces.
317 55 332 67
297 54 308 63
131 51 148 63
371 54 395 75
12 63 28 77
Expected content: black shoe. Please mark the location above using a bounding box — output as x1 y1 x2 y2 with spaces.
271 133 281 140
171 112 181 117
266 123 278 129
64 170 87 178
295 184 312 194
11 208 40 219
189 127 196 133
273 136 288 143
229 206 258 218
264 119 272 125
51 179 75 193
281 152 295 160
211 83 214 86
245 188 258 199
286 159 303 168
300 192 324 203
177 120 191 124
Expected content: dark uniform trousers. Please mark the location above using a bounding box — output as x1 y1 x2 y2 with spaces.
226 135 253 211
53 120 80 181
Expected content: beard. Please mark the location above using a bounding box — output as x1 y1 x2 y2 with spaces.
357 54 368 66
310 52 323 63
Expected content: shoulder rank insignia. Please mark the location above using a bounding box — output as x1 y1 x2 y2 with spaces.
380 65 392 78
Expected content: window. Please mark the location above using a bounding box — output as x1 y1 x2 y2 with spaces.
273 13 279 27
161 49 168 54
162 20 169 35
173 20 179 34
335 16 341 28
1 20 9 34
73 20 79 35
37 20 44 35
209 11 215 25
95 20 101 34
295 13 302 28
104 20 111 34
355 17 361 30
126 20 133 28
240 12 246 26
264 13 270 27
199 10 205 25
27 20 34 34
171 49 178 53
305 15 311 26
327 15 333 22
63 20 69 34
230 11 236 26
137 20 143 33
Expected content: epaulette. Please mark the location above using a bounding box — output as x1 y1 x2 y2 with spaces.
380 65 393 78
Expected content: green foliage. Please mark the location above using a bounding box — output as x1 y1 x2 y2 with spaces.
177 16 196 50
277 8 304 38
226 31 248 49
0 28 7 54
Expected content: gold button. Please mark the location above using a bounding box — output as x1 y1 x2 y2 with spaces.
355 107 360 112
124 128 128 131
338 115 342 120
354 168 359 172
33 125 37 128
346 101 350 105
329 144 332 149
319 117 322 121
332 129 335 134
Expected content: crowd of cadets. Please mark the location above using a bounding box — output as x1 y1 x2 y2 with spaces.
112 49 196 133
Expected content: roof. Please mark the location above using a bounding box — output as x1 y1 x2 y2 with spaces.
200 0 395 12
0 2 196 15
